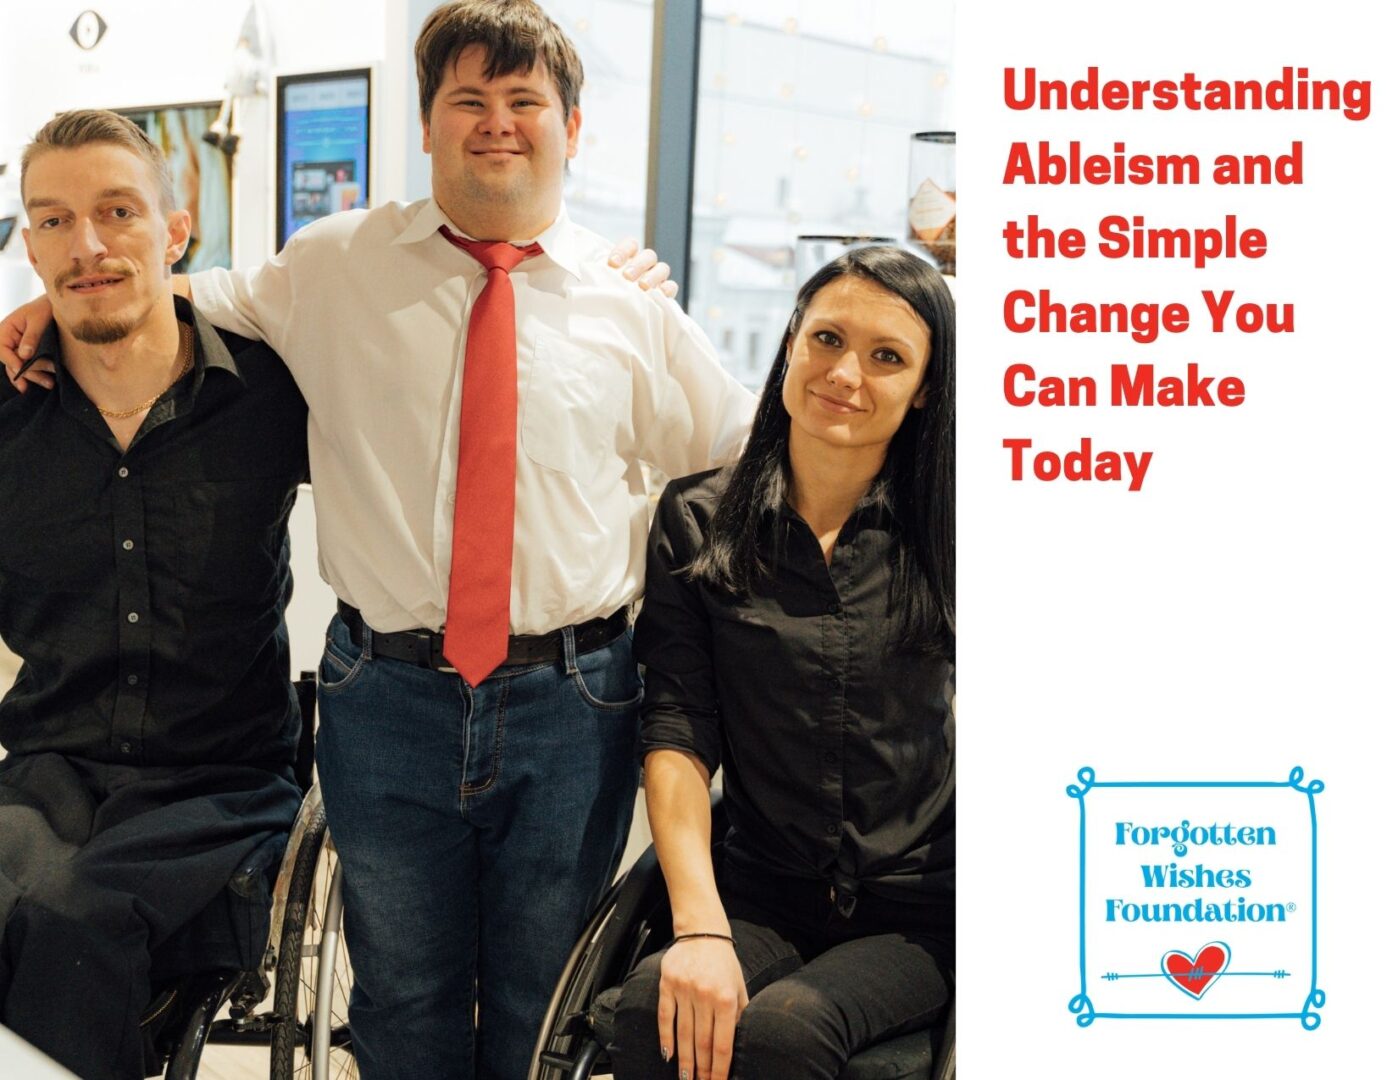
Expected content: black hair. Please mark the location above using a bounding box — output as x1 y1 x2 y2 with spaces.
690 246 954 655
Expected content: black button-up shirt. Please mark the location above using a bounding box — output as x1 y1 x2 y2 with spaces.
635 468 954 906
0 297 308 769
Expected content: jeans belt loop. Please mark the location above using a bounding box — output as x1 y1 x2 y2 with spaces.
561 623 579 675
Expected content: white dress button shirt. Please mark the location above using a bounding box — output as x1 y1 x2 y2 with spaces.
191 199 755 635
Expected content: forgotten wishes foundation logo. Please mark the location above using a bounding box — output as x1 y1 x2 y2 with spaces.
1066 766 1324 1028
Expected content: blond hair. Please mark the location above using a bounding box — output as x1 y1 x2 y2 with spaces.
22 109 177 213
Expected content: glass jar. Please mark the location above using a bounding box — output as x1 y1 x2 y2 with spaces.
908 131 955 276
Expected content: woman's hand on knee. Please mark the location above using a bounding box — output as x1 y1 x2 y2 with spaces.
657 938 749 1080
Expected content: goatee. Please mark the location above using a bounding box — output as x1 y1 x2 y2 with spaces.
71 317 134 345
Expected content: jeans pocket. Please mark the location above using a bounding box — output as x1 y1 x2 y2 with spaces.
569 648 644 712
319 616 369 694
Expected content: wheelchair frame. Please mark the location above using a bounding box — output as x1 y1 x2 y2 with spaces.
529 800 955 1080
529 846 672 1080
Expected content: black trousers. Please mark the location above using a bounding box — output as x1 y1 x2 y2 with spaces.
610 858 953 1080
0 752 301 1080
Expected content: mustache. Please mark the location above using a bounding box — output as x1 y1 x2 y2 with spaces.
55 262 133 289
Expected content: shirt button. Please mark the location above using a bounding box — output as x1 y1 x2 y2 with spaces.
117 466 130 478
122 539 134 551
127 612 140 623
827 602 841 615
119 742 133 754
823 751 837 765
126 674 139 686
826 823 839 836
827 677 840 691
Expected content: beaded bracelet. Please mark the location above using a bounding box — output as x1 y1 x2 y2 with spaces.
670 932 736 946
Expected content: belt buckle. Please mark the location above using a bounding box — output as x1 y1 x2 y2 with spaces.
427 635 457 674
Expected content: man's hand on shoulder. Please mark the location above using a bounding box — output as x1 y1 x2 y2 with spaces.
1 296 57 393
608 238 679 299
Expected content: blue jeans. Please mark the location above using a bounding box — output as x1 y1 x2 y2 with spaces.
315 612 641 1080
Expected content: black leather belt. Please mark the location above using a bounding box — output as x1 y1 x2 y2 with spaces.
337 601 629 674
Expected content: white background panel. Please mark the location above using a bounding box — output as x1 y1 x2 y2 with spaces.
958 1 1393 1074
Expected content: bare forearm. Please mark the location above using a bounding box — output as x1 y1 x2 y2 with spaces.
645 749 727 934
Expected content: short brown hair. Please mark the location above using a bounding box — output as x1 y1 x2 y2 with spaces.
415 0 584 121
21 109 176 213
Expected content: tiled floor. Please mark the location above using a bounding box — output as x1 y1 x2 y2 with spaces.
197 1040 271 1079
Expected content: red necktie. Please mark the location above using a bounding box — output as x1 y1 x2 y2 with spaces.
438 226 542 685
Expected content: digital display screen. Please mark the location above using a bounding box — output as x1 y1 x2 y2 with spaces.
277 70 370 250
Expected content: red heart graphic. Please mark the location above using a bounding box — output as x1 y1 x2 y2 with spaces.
1161 942 1231 1000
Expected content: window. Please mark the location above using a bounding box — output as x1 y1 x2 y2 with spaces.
546 0 656 245
687 2 953 387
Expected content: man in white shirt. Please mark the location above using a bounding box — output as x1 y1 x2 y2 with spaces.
2 3 754 1078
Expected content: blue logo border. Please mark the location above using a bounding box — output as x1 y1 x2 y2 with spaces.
1066 765 1324 1029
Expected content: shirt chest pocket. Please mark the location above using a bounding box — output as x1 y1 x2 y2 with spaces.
521 332 630 483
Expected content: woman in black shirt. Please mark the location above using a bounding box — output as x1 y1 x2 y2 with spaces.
611 247 954 1080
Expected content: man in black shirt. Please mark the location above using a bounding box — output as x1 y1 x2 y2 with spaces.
0 111 305 1080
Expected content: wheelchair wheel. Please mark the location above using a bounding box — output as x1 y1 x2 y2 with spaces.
528 878 618 1080
270 797 357 1079
529 849 672 1080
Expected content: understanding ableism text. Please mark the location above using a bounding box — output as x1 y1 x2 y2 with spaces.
1005 66 1370 122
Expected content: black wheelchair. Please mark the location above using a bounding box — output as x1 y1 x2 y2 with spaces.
139 674 356 1079
529 800 954 1080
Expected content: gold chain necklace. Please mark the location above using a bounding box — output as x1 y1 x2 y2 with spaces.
94 324 194 420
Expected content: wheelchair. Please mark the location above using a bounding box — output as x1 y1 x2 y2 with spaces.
528 800 954 1080
139 674 357 1080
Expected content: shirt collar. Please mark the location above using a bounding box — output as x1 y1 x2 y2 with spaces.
35 295 240 379
181 294 244 384
36 294 243 423
395 197 582 281
774 471 899 530
391 198 455 247
530 205 582 280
